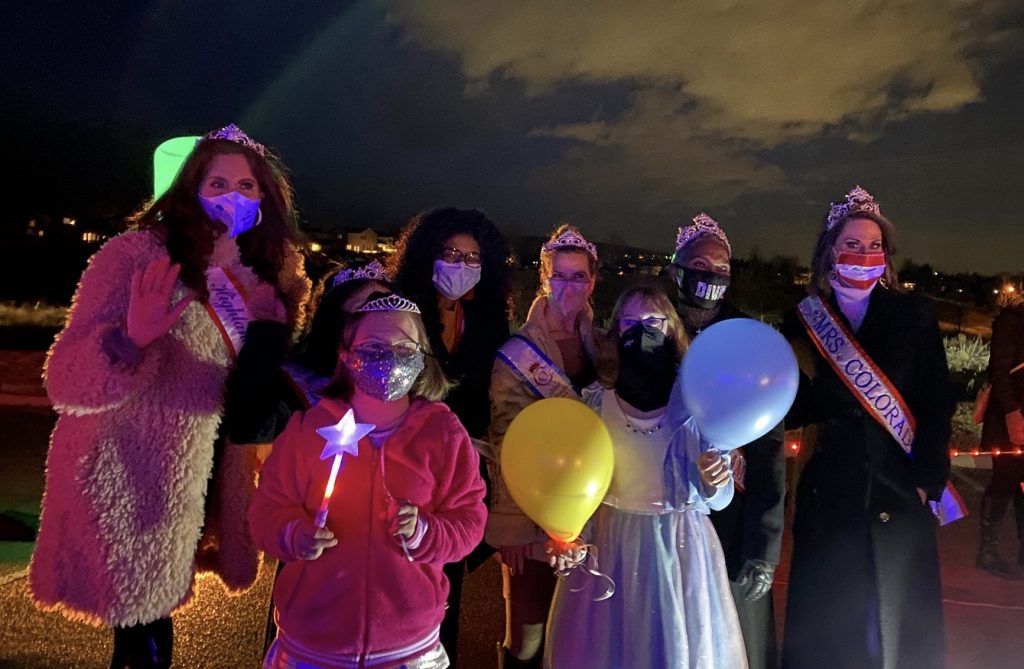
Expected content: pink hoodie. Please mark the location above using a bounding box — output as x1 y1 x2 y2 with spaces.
248 397 487 665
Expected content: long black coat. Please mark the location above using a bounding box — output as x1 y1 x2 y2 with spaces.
430 296 510 440
781 288 954 669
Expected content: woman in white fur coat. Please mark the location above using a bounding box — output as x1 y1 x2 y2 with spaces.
28 124 311 669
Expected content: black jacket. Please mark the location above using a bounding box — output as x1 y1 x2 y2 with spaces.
429 297 510 440
224 320 305 445
981 305 1024 448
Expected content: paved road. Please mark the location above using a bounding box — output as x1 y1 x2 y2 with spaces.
2 405 1023 668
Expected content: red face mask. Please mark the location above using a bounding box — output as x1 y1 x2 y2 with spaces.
833 251 886 290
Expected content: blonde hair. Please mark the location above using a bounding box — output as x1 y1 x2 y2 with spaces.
538 223 599 296
600 285 689 385
321 299 454 402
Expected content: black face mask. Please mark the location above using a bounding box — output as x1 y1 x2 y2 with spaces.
675 266 731 310
615 324 677 411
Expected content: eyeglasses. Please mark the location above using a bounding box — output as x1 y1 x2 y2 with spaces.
620 316 669 330
439 248 482 267
351 342 424 361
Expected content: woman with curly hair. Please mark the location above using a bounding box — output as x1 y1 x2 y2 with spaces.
29 124 311 668
388 207 512 667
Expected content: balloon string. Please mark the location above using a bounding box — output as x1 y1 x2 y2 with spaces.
551 540 616 602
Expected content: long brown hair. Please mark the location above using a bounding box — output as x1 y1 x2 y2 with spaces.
809 211 900 297
130 138 302 303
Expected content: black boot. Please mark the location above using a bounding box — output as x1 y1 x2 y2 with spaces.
1014 493 1024 566
109 618 173 669
977 494 1017 578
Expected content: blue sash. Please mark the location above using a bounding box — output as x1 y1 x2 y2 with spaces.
496 334 580 400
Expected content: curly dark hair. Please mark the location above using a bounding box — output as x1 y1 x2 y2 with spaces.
387 207 512 351
129 136 302 303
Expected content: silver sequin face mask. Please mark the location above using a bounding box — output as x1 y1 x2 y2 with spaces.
347 343 425 402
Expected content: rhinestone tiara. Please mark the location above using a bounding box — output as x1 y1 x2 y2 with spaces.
826 186 881 230
199 123 266 156
674 212 731 255
332 260 391 288
541 228 598 260
357 294 421 315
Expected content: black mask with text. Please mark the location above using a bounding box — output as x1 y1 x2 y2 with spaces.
676 267 731 310
615 324 677 412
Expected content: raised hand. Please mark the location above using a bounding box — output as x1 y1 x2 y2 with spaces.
126 256 193 348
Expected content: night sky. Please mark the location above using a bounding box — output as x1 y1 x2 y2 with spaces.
4 1 1023 272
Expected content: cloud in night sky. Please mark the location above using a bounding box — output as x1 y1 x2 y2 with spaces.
2 1 1023 271
385 0 1012 204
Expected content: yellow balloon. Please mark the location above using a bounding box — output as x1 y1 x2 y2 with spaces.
501 398 614 542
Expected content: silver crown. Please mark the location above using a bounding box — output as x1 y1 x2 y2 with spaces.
674 212 731 255
541 228 598 260
357 294 421 315
199 123 266 156
332 261 391 288
826 186 881 230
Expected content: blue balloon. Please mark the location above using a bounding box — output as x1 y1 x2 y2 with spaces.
679 318 798 450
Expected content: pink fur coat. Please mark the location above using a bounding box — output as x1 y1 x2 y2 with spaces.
29 229 309 627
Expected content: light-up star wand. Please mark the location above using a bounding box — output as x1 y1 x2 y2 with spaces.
314 409 375 528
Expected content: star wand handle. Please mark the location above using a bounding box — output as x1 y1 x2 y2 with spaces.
314 454 344 529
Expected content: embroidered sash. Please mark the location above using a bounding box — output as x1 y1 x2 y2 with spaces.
496 334 579 400
797 294 966 525
204 266 252 362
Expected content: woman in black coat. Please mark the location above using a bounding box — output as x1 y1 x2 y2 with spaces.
976 297 1024 576
388 207 511 668
781 187 954 669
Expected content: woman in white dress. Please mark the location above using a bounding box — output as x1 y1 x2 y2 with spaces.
545 285 747 669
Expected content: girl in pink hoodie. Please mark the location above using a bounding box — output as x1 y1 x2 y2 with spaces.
249 290 488 669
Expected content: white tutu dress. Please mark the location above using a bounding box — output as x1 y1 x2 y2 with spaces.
545 388 747 669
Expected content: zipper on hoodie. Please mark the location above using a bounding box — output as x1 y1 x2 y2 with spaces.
359 449 380 667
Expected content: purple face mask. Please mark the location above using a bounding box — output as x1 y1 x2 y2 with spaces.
199 191 262 237
549 279 589 316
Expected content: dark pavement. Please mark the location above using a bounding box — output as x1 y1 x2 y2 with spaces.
1 403 1022 668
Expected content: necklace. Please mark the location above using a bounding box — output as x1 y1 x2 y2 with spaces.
623 419 663 436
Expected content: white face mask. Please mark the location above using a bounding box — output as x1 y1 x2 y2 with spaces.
432 260 482 301
199 191 262 237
